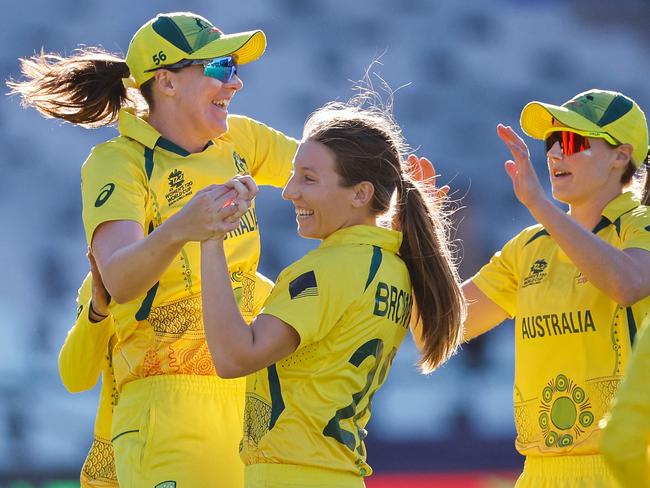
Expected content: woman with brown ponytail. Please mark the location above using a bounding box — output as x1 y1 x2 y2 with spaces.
199 94 466 487
460 89 650 487
8 11 297 488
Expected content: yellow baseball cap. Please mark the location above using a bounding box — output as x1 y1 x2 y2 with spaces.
124 12 266 88
521 89 649 167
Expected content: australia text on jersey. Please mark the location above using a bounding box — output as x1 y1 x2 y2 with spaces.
224 207 258 240
520 309 596 340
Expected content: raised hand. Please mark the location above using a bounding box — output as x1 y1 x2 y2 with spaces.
497 123 548 211
406 154 450 200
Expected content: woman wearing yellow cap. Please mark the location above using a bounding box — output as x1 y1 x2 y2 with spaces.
59 253 118 488
9 11 297 487
459 89 650 486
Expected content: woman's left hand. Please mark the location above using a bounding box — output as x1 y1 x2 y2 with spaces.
208 175 259 239
497 123 549 212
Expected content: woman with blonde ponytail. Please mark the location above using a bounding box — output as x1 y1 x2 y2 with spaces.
199 93 465 487
9 11 298 487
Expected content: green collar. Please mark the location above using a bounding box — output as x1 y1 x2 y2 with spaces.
117 108 212 157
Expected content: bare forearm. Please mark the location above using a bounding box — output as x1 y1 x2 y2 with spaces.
101 222 186 303
530 199 646 305
200 239 255 377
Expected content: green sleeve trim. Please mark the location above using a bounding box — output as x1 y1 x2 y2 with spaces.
267 364 285 429
626 306 637 344
364 246 383 291
524 229 549 246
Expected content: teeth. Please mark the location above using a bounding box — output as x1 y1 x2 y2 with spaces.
296 208 314 216
212 99 229 108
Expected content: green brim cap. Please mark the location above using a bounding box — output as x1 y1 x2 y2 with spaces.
521 89 649 167
125 12 266 88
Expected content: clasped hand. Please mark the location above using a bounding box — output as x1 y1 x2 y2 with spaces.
173 175 259 242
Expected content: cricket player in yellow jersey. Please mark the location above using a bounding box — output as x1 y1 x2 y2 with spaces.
59 254 118 487
200 96 466 487
601 315 650 487
462 89 650 487
10 11 298 487
59 251 276 487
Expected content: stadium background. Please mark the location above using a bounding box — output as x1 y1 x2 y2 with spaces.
0 0 648 486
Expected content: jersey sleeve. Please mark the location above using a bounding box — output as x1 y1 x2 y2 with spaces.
228 115 298 188
620 207 650 253
261 256 355 346
58 274 115 393
601 316 650 487
470 232 522 318
81 142 149 247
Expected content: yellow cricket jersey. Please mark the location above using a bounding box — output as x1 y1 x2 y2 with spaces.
602 314 650 487
59 271 275 487
241 225 411 478
59 273 118 486
80 108 297 391
472 192 650 457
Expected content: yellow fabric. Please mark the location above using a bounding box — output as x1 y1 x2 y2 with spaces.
62 271 274 488
516 455 621 487
601 315 650 487
245 464 365 488
111 375 246 488
59 274 118 487
241 225 410 480
81 108 297 393
472 192 650 459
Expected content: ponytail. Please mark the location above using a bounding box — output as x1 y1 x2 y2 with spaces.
304 97 466 373
7 47 141 128
394 178 465 372
621 150 650 206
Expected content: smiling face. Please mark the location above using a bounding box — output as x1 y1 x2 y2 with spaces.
150 63 243 150
546 132 629 206
282 139 371 239
174 64 242 137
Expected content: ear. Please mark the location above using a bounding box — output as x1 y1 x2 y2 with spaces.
613 144 633 169
153 70 176 96
351 181 375 208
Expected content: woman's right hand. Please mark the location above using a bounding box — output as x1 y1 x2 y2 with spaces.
169 183 251 242
407 154 450 200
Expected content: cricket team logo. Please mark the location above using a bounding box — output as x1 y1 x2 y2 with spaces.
522 258 548 288
233 151 248 174
165 169 194 206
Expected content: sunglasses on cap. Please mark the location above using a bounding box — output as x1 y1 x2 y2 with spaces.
145 55 239 83
543 127 620 156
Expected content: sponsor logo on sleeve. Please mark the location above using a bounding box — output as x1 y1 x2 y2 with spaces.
154 482 176 488
94 183 115 207
289 271 318 299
